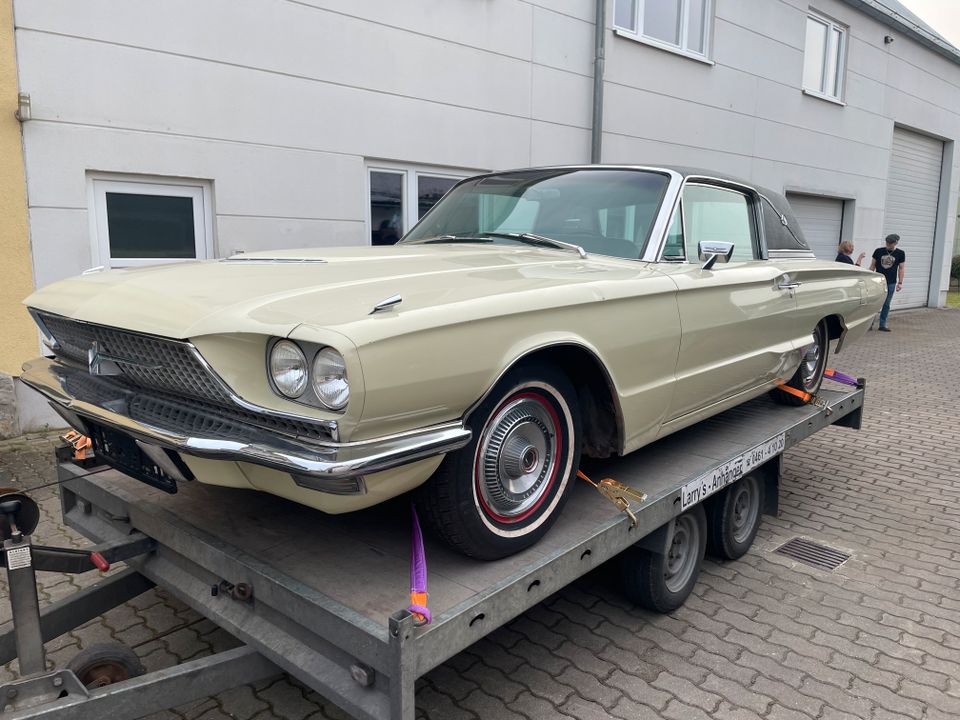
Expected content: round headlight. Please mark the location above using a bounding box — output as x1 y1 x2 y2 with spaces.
312 347 349 410
269 340 308 398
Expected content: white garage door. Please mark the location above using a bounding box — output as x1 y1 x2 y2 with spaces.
786 194 844 261
883 128 943 309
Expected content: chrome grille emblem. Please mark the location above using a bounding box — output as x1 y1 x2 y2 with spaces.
88 341 159 376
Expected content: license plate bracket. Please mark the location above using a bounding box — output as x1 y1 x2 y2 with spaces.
87 424 189 494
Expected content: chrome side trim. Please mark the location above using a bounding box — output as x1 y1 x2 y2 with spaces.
21 358 471 483
370 294 403 315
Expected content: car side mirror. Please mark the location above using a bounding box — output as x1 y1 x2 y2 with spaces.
698 241 735 270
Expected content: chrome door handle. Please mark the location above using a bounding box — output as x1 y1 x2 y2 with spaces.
777 282 801 290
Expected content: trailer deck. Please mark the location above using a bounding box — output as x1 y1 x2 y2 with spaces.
0 386 865 720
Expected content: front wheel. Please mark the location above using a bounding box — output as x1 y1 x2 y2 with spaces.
772 320 829 406
418 364 582 560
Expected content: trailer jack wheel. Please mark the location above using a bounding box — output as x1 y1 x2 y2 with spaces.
707 473 764 561
67 643 145 688
621 503 707 613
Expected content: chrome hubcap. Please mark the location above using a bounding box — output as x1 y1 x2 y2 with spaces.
478 396 558 518
800 329 824 389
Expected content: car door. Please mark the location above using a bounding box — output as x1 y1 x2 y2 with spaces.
655 183 798 428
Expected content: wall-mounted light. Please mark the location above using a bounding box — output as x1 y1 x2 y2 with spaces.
884 35 895 44
15 92 30 122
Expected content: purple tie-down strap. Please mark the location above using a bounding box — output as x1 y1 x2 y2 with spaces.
409 503 432 625
824 369 859 387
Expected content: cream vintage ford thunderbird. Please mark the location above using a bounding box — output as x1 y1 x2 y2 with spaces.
22 166 886 559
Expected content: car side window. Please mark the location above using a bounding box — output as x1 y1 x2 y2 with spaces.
662 204 685 260
682 184 758 262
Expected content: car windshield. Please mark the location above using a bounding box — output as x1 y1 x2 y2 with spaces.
402 168 670 259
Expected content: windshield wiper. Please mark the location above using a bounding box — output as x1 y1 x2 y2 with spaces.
478 232 587 258
416 235 494 244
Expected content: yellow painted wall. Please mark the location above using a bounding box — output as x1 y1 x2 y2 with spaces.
0 3 35 376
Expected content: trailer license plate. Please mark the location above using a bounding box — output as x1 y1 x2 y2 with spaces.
680 433 785 511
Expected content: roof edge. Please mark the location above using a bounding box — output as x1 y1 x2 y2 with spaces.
840 0 960 66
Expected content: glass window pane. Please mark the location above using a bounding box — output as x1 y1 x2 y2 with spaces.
686 0 707 53
417 175 458 219
827 27 844 97
663 207 685 258
614 0 637 32
803 18 828 92
643 0 681 45
682 185 755 261
406 169 669 260
106 193 195 259
370 171 403 245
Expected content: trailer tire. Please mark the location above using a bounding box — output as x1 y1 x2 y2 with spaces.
67 642 145 688
706 473 764 560
772 319 829 406
418 363 581 560
622 503 707 613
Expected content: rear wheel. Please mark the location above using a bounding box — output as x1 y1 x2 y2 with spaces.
418 364 582 560
772 320 829 406
621 504 707 613
706 473 764 560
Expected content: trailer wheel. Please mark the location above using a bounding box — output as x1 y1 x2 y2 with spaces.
67 643 145 688
622 503 707 613
772 319 829 406
707 473 764 560
418 363 581 560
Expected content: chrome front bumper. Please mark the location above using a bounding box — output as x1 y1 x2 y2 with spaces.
21 358 472 485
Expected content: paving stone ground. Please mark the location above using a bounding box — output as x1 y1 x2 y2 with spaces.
0 307 958 719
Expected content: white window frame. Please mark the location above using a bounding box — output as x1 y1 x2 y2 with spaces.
802 10 847 104
87 174 214 268
366 162 477 241
613 0 714 64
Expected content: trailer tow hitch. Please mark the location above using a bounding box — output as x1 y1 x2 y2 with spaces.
577 471 647 527
0 490 156 712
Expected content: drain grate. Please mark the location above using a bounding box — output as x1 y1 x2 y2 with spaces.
774 537 850 571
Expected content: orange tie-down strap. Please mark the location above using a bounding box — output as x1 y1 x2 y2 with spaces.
776 383 830 411
60 431 93 461
776 384 812 402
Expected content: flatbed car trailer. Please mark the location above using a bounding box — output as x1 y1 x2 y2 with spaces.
0 385 865 720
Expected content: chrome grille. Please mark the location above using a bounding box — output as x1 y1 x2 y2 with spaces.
59 367 330 443
38 312 233 406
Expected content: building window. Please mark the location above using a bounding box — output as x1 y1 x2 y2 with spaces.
368 164 470 245
613 0 712 59
802 11 846 101
89 175 214 267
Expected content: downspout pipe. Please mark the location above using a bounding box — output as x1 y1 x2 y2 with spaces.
591 0 606 163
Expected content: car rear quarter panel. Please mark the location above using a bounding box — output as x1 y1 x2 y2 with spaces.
788 261 885 346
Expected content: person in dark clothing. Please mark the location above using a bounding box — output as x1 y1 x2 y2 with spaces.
835 240 865 266
869 233 905 332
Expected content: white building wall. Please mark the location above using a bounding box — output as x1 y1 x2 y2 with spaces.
603 0 960 306
12 0 960 304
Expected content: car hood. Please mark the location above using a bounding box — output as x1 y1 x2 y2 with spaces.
25 245 653 340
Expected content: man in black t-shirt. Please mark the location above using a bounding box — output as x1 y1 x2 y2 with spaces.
869 233 905 332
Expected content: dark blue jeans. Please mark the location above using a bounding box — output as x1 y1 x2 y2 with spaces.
879 282 896 328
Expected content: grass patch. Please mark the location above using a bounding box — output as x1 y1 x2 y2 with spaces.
948 291 960 309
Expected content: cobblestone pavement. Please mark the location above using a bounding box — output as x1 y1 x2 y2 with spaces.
1 307 959 719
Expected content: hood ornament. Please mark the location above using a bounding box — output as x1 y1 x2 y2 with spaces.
370 294 402 315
